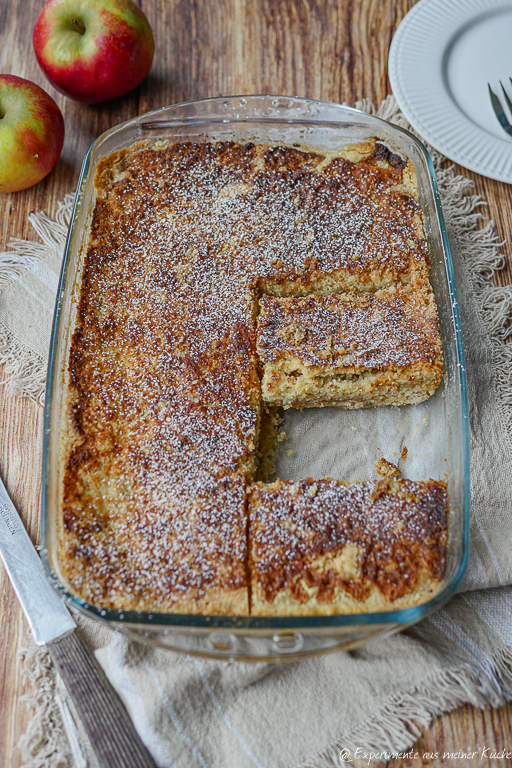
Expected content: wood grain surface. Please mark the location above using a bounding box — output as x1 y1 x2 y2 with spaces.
1 1 511 766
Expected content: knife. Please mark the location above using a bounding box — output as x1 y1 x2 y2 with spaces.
0 474 157 768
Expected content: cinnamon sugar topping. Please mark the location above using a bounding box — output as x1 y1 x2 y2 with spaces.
250 478 447 611
61 139 447 615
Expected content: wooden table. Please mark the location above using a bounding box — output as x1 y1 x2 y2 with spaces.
1 1 511 765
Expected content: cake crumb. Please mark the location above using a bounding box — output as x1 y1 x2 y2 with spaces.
401 445 408 461
287 450 293 456
370 477 395 502
375 457 401 478
277 431 287 442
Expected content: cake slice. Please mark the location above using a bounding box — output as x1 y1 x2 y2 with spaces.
249 477 448 616
256 279 443 409
61 460 250 615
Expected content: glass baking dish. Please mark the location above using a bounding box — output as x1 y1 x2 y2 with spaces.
42 95 469 661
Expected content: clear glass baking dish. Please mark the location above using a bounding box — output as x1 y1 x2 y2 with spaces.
42 95 469 661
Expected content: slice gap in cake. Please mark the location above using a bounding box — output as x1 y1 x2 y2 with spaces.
254 405 284 483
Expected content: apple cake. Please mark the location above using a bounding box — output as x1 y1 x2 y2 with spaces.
60 137 447 616
249 478 447 615
256 278 443 409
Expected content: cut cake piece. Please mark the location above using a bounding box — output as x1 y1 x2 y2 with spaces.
62 455 250 615
256 279 443 408
249 477 448 616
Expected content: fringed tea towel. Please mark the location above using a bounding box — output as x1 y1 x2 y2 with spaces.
2 97 512 768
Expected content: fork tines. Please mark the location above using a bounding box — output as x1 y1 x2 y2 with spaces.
488 80 512 137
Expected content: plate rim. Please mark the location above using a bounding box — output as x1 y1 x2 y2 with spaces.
389 0 512 183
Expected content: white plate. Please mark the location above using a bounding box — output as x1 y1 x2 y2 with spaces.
389 0 512 183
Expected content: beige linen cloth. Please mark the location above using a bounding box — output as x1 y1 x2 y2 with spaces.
2 98 512 768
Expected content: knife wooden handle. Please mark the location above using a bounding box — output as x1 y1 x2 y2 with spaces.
48 630 157 768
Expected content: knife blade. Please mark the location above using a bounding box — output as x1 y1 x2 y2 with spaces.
0 474 157 768
0 477 75 643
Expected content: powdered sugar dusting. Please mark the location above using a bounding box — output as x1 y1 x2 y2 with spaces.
62 140 439 613
257 284 442 370
250 478 447 604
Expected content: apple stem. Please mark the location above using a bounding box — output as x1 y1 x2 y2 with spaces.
69 16 86 35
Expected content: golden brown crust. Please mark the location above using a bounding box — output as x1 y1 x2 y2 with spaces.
249 478 448 616
60 138 445 616
62 464 250 613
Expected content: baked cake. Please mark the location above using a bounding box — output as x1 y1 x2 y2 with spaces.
60 138 447 616
249 478 447 615
256 278 443 409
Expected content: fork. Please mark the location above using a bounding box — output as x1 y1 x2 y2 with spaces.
488 79 512 137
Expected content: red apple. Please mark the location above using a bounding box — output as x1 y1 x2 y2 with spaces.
0 75 64 194
33 0 154 104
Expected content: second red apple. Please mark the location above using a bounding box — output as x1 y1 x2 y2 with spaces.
33 0 155 104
